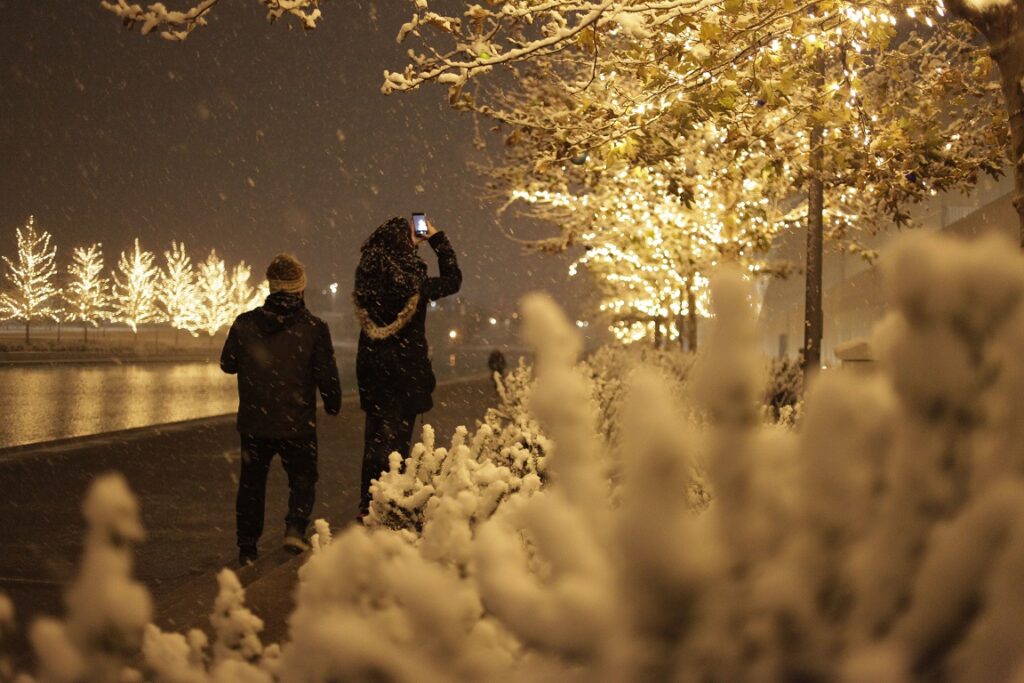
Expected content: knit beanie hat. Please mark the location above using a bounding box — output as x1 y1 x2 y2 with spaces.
266 253 307 294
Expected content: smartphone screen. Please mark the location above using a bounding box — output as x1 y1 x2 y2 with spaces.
412 213 428 237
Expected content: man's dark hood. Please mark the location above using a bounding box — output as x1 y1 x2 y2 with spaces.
256 291 306 333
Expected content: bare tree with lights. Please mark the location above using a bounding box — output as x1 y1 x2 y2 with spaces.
227 261 267 319
112 238 162 338
0 216 60 345
64 243 111 344
194 250 233 337
158 241 199 344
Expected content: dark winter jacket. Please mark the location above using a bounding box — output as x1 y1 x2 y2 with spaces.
354 222 461 416
220 292 342 438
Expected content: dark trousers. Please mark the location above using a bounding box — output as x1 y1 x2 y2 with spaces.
360 410 416 514
236 434 318 548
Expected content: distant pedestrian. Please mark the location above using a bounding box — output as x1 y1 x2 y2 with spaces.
488 349 507 376
220 253 341 566
353 216 461 520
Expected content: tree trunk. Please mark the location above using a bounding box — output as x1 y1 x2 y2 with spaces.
951 4 1024 244
24 319 29 346
686 285 698 353
803 52 826 383
83 323 88 344
56 320 61 344
654 316 663 349
991 22 1024 246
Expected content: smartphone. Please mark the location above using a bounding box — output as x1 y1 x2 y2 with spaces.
412 212 429 237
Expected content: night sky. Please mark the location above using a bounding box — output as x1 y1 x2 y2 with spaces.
0 0 586 318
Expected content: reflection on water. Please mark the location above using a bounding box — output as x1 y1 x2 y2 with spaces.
0 349 518 449
0 362 237 449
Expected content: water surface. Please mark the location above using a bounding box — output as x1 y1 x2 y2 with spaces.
0 348 513 449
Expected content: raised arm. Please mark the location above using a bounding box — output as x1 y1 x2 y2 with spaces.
423 231 462 301
313 320 342 415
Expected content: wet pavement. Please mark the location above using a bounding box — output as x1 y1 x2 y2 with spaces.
0 375 495 658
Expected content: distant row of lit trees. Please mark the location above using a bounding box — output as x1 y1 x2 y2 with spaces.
0 216 268 344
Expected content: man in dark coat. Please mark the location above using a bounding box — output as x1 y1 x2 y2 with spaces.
220 253 341 566
353 217 461 518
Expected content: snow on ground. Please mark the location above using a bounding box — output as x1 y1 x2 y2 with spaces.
6 231 1024 681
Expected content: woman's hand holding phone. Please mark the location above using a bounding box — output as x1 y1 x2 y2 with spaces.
411 214 438 245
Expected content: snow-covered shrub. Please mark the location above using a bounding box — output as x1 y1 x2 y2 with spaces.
12 231 1024 683
366 350 550 548
12 474 274 683
303 233 1024 681
25 472 152 683
764 354 804 422
309 519 332 555
282 525 519 683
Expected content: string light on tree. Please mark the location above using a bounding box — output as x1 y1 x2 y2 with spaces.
158 241 199 338
0 216 60 345
64 243 111 343
112 238 162 336
195 250 233 337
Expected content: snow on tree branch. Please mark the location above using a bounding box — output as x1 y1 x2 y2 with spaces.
100 0 324 41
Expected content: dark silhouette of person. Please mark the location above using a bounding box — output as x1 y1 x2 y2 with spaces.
488 349 507 376
220 253 341 566
352 216 461 519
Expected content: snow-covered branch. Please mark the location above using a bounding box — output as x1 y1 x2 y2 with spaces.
101 0 324 40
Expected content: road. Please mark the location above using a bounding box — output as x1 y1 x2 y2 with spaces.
0 375 496 657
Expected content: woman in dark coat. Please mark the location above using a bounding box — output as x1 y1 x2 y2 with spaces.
353 216 462 517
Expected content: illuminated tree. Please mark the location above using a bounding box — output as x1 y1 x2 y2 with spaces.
947 0 1024 245
392 1 1003 377
227 262 266 319
103 0 1014 377
158 241 199 341
0 216 60 345
194 250 233 337
112 239 162 336
64 243 111 343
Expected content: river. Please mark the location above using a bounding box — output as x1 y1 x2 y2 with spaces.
0 348 512 449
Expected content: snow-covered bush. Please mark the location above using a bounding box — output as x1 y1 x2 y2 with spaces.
340 233 1024 681
11 232 1024 683
12 474 275 683
764 354 804 422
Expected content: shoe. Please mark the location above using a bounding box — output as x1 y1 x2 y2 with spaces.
283 525 311 554
238 546 258 567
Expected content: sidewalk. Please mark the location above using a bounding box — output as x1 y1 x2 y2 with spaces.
0 375 496 658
